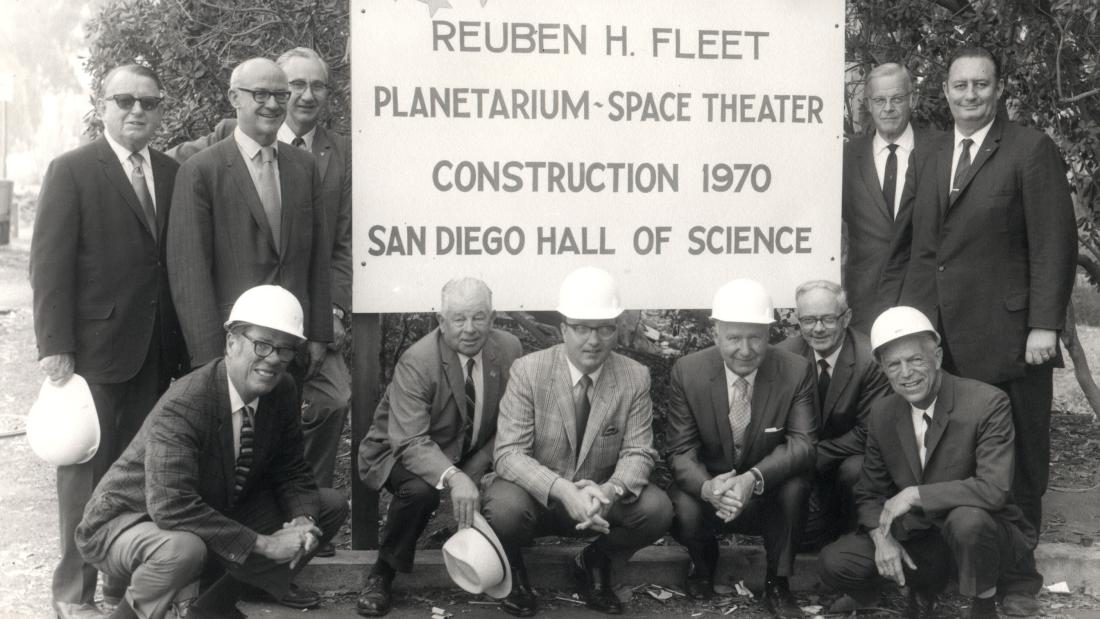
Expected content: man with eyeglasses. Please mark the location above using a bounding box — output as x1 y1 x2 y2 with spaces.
484 266 672 617
355 278 522 616
842 63 940 333
665 278 816 619
168 58 332 401
75 285 347 619
31 63 189 619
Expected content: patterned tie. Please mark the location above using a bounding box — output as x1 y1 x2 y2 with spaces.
952 138 974 195
882 143 899 218
257 146 281 252
233 406 254 502
128 152 158 240
462 357 476 454
817 359 831 407
291 136 306 149
729 377 751 458
574 374 592 457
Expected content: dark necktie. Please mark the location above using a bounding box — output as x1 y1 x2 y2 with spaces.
128 152 158 240
463 357 476 454
952 138 974 195
882 143 899 218
233 406 254 502
920 412 932 468
817 359 831 407
291 136 306 149
574 374 592 457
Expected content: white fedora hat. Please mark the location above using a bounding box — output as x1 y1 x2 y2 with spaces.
27 374 100 466
442 512 511 599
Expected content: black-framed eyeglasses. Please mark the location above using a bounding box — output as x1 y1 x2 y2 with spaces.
565 322 617 339
797 310 850 329
289 80 329 95
868 93 912 108
236 87 291 105
104 94 164 111
240 332 298 362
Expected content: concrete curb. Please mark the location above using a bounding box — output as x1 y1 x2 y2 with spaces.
298 542 1100 594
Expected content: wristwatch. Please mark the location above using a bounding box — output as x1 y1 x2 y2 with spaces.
750 468 765 496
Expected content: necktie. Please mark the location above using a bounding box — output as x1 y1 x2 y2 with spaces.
128 152 158 240
882 143 899 218
233 406 254 502
918 412 932 469
463 357 476 454
574 374 592 457
291 136 306 149
817 359 831 407
257 146 281 252
952 138 974 195
729 377 751 458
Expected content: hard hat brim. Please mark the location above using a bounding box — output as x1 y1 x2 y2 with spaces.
556 306 624 321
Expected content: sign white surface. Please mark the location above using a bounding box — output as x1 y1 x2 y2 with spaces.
351 0 844 312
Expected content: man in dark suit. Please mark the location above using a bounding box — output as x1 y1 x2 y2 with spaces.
30 64 188 619
356 278 522 616
168 57 332 377
779 280 890 546
892 46 1076 615
843 63 938 333
484 267 673 617
75 285 348 619
666 278 817 619
818 307 1033 619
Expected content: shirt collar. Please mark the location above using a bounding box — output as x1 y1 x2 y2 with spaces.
226 365 259 415
456 350 483 372
103 131 151 168
954 117 994 152
910 398 937 421
566 357 604 387
724 364 758 389
278 123 316 150
234 126 277 161
872 122 915 155
814 339 844 370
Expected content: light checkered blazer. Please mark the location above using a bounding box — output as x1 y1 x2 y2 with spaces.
492 344 657 506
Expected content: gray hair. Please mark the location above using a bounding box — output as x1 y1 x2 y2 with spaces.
440 278 493 312
864 62 914 94
276 47 330 82
794 280 849 313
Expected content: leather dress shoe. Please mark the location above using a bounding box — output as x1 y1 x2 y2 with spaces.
315 541 336 558
574 545 622 614
500 564 537 617
277 583 320 610
1000 592 1041 617
356 574 393 617
762 576 801 619
906 588 938 619
827 589 879 613
684 572 714 600
968 596 998 619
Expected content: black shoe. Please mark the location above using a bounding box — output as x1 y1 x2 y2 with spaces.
999 592 1040 616
574 545 622 614
277 583 321 610
906 588 938 619
315 542 336 558
500 564 537 617
683 545 718 600
356 574 393 617
762 576 801 619
968 596 997 619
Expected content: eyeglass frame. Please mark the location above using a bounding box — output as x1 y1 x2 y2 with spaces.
564 322 618 339
235 87 292 105
796 309 851 329
104 94 165 111
288 80 330 95
239 332 299 362
868 92 913 108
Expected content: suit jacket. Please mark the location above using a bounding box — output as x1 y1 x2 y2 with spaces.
75 358 320 567
842 128 938 333
493 345 657 507
893 117 1077 384
778 328 890 474
168 134 332 367
30 138 187 383
168 119 352 310
854 371 1032 542
358 328 523 491
665 346 817 499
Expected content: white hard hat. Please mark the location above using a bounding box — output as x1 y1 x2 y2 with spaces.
870 306 941 352
27 374 100 466
223 285 305 340
711 278 774 324
442 512 512 599
556 266 624 320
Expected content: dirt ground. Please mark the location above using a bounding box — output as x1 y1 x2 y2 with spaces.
3 238 1100 617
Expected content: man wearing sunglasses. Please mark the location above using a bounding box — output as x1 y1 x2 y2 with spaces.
168 58 332 399
76 285 347 619
484 266 673 617
31 63 189 619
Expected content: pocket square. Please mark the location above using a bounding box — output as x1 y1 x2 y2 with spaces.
602 426 619 436
763 426 784 433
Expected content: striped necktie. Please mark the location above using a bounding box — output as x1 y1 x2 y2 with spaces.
233 406 254 502
463 357 476 454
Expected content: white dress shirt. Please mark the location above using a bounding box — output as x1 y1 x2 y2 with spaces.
104 131 156 209
950 119 995 190
813 340 844 378
910 399 937 468
278 123 316 151
234 127 282 204
227 368 259 459
873 123 914 218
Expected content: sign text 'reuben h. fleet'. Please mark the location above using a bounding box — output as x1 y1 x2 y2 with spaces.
351 0 844 312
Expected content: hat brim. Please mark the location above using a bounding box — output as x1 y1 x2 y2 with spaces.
471 512 511 599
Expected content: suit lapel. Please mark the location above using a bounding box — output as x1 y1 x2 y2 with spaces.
215 364 237 507
553 348 580 462
223 141 278 254
947 118 1002 211
478 336 502 445
936 138 953 219
709 353 736 468
739 355 775 469
95 138 156 240
857 140 892 222
276 147 295 255
577 357 618 467
312 126 333 180
438 332 468 426
824 332 856 418
922 375 953 474
893 400 923 482
150 150 173 241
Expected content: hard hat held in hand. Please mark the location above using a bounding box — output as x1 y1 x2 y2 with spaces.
27 374 100 466
711 278 774 324
223 284 306 340
870 306 940 352
556 266 624 320
442 512 512 599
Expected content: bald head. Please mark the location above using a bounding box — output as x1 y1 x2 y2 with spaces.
228 58 289 145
